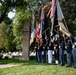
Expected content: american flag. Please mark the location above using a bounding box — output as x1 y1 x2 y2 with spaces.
35 5 44 45
36 20 41 43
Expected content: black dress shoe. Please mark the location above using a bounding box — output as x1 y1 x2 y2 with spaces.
60 64 64 66
74 67 76 69
66 65 71 67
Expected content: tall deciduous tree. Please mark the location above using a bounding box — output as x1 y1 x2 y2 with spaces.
0 17 15 52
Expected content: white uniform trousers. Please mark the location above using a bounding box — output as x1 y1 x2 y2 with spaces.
48 50 53 64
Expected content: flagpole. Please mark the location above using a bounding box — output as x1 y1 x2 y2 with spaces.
50 0 56 36
63 18 69 31
42 27 50 34
63 15 73 45
56 0 73 45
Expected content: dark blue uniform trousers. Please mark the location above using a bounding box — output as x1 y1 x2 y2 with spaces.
37 49 41 62
66 48 72 66
72 48 76 68
42 49 46 63
59 47 64 65
36 50 38 62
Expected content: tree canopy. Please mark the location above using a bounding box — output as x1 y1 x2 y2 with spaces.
0 0 76 52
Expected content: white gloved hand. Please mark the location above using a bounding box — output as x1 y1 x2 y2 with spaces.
38 47 39 50
47 47 49 49
43 47 45 49
72 45 74 48
59 46 61 48
49 43 51 46
34 47 37 49
45 36 47 39
54 47 56 49
65 46 67 49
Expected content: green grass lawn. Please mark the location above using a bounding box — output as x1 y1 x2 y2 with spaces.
0 60 76 75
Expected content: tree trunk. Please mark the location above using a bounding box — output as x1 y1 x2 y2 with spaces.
20 22 30 60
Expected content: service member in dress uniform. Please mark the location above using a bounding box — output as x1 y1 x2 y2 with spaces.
54 34 59 65
66 37 72 67
42 38 47 63
59 34 65 66
72 38 76 68
34 42 39 62
37 44 42 62
47 36 54 64
34 42 42 62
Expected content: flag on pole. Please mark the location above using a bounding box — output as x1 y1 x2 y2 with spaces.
52 6 58 36
36 20 41 43
56 0 64 21
42 2 52 10
30 11 36 45
35 6 42 44
50 0 71 37
50 0 58 36
59 22 71 37
49 0 56 36
42 2 52 17
30 28 35 45
35 5 46 46
50 0 56 19
40 6 44 39
56 0 71 37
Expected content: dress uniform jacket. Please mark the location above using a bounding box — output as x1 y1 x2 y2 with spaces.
54 39 59 61
66 38 72 66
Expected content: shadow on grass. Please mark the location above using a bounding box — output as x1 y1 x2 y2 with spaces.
0 59 37 64
0 56 51 66
0 59 27 64
0 59 56 66
0 54 74 66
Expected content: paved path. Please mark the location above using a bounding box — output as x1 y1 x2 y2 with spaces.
0 64 18 68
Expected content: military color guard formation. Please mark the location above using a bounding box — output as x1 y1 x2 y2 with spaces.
30 0 76 69
34 34 76 69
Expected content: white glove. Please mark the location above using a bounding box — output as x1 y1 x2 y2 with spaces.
59 46 61 48
49 43 51 46
43 47 45 49
38 47 39 49
34 47 37 49
65 46 67 49
47 47 49 49
45 36 47 39
72 45 74 48
54 47 56 49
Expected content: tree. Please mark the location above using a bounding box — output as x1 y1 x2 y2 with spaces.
0 0 31 51
0 17 16 52
60 0 76 35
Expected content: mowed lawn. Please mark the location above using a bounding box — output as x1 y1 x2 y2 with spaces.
0 60 76 75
